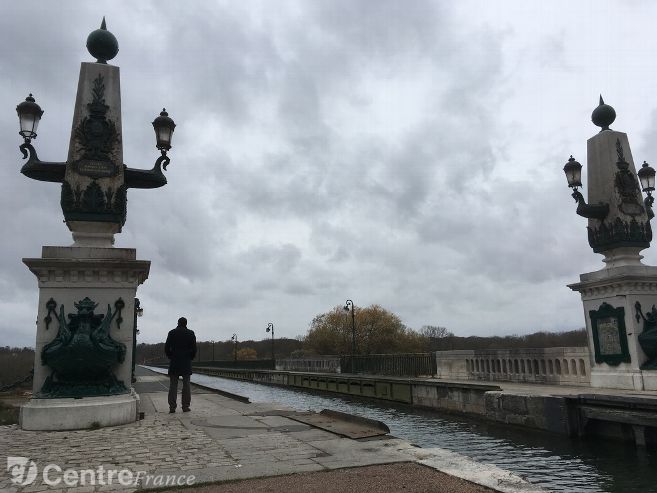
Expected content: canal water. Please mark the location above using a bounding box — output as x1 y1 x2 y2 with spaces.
146 367 657 492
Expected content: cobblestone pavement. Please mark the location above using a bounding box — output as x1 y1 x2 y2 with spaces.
0 411 233 492
0 369 543 493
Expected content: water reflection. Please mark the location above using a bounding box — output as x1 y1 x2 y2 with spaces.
146 368 657 492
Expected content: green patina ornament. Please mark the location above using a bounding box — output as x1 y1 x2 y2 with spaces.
591 95 616 131
86 17 119 64
589 302 631 366
61 180 127 225
587 216 652 253
635 302 657 370
39 297 128 398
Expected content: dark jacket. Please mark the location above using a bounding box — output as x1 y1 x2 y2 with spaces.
165 326 197 376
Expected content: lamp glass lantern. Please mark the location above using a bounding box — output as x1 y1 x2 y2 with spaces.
152 108 176 151
563 156 582 189
16 94 44 141
638 161 656 193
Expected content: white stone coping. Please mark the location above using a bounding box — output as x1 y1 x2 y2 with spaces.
400 446 548 492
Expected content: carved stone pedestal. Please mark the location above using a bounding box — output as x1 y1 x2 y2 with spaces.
569 265 657 390
19 246 150 431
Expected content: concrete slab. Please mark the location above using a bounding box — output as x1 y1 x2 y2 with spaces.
287 428 340 442
249 415 301 428
288 411 389 439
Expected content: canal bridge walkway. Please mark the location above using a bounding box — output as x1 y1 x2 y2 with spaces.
0 367 544 493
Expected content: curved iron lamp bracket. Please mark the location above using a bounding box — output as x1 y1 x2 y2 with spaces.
123 153 169 189
20 141 171 190
572 189 610 220
19 142 66 183
645 195 655 220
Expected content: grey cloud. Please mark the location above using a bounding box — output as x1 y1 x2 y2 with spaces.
4 0 641 347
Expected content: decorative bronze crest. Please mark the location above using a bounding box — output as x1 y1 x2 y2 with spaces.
615 139 644 217
73 74 120 178
39 296 127 398
635 302 657 370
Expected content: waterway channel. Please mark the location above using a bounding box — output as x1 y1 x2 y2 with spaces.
146 367 657 492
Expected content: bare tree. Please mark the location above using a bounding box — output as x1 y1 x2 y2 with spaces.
420 325 453 339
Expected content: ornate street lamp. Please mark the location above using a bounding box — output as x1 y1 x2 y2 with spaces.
16 94 43 142
231 333 238 362
153 109 176 152
563 156 582 190
211 339 215 361
16 18 177 247
266 323 275 364
343 300 356 372
638 161 656 216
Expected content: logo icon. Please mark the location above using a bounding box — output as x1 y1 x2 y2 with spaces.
7 457 38 486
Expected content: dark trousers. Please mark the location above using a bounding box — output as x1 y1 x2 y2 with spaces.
168 374 191 410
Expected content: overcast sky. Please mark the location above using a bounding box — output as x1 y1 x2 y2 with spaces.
3 1 657 348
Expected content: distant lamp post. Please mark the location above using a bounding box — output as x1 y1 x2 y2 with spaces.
343 300 356 372
231 333 238 362
131 298 143 383
266 323 275 365
211 339 215 361
16 94 44 142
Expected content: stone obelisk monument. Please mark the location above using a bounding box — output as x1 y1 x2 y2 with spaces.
17 20 174 430
566 99 657 390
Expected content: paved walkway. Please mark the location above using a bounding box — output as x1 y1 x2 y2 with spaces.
0 368 545 493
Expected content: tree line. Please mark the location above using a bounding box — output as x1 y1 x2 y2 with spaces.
135 304 587 363
2 305 588 377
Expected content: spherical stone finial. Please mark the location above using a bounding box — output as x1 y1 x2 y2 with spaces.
86 17 119 64
591 95 616 131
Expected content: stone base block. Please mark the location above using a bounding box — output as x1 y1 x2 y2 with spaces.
590 369 645 390
19 391 139 431
640 372 657 391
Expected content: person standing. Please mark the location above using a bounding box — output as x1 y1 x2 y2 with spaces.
165 317 197 413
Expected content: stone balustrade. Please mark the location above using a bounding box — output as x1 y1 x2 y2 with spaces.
436 347 591 386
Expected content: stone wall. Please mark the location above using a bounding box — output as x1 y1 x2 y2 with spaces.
436 347 591 386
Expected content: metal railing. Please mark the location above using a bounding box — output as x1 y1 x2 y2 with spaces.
276 356 341 373
0 369 33 392
340 353 436 377
194 359 275 370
